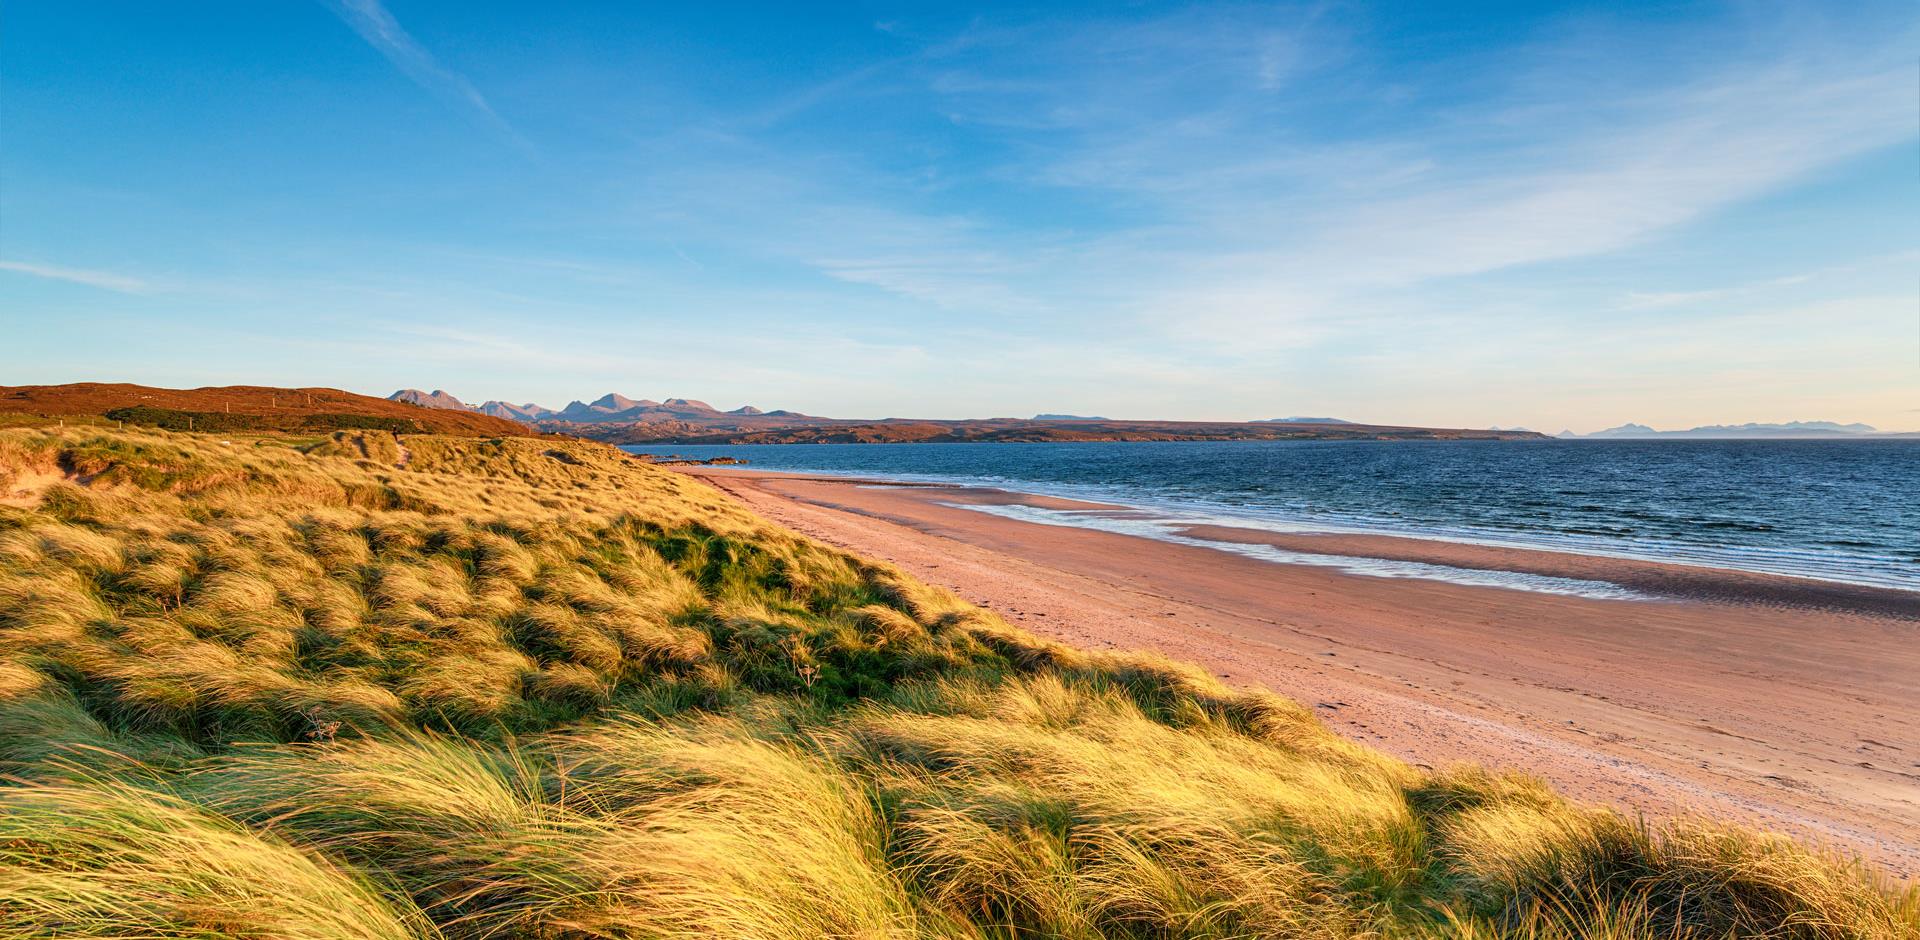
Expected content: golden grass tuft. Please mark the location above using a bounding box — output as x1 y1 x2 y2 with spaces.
0 779 430 940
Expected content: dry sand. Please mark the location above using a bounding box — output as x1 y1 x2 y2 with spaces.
685 467 1920 876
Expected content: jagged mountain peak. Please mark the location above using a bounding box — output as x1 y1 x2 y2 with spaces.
388 389 470 411
589 393 651 411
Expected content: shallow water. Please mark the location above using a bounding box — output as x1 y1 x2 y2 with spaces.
630 439 1920 592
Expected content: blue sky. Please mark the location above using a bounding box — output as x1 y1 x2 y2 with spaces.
2 1 1915 432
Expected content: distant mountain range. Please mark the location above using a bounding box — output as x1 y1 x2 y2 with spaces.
388 389 802 427
392 389 559 421
387 392 1912 442
1560 421 1909 440
386 390 1545 443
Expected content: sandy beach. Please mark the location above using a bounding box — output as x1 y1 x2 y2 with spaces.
685 467 1920 875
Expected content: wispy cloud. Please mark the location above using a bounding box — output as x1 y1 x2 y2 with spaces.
835 7 1919 351
1298 65 1914 287
322 0 527 148
1619 251 1920 310
1622 276 1813 311
0 260 149 293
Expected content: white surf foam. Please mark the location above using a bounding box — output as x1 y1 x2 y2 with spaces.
945 501 1658 601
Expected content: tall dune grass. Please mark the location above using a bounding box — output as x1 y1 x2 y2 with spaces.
0 777 429 939
0 426 1912 939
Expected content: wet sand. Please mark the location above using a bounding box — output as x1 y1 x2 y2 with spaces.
684 468 1920 876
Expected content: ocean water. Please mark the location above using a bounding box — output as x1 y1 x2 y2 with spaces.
630 440 1920 592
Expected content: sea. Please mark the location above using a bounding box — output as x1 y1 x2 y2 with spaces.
626 440 1920 594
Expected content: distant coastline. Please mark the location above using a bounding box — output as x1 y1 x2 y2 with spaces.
387 387 1916 443
586 419 1548 445
386 387 1549 443
1557 420 1917 440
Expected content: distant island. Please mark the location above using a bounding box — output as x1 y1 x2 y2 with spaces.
386 389 1546 443
1560 421 1914 440
1259 416 1356 424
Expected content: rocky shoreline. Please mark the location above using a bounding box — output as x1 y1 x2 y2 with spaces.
625 453 749 466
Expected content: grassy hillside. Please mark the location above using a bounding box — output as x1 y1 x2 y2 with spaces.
0 383 532 437
0 426 1911 939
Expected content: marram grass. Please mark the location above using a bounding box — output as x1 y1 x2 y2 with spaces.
0 427 1912 939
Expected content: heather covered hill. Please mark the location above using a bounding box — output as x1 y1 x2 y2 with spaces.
0 424 1909 938
3 383 531 437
